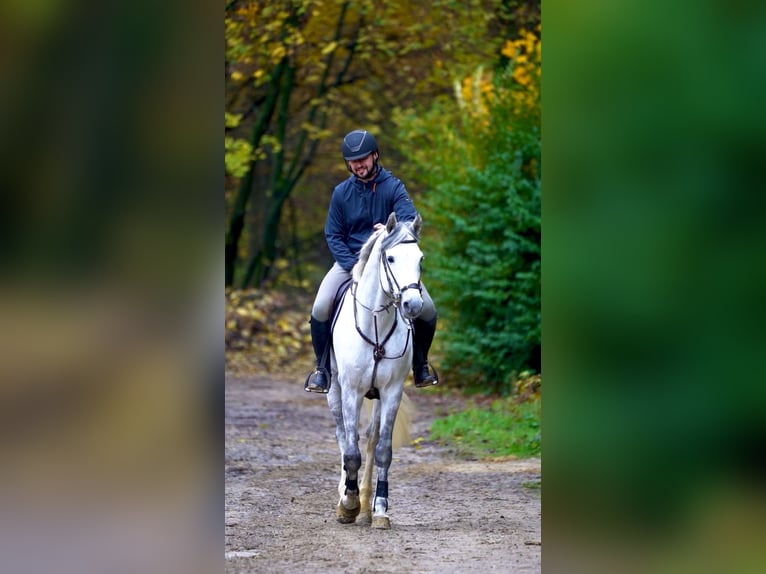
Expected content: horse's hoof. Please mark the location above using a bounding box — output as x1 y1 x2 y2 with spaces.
356 511 372 525
336 503 360 524
371 515 391 529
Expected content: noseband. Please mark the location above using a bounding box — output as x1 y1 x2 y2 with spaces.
380 237 422 308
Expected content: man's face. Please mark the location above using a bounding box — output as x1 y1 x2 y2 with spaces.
348 152 377 181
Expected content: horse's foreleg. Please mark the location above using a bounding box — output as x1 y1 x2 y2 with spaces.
371 391 403 529
326 380 349 509
335 388 363 524
358 399 380 525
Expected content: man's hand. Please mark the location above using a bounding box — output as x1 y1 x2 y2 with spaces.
373 223 384 231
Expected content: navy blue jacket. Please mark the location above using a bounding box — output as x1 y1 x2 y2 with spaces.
325 167 418 271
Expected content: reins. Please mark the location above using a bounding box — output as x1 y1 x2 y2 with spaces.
351 282 410 362
351 233 419 393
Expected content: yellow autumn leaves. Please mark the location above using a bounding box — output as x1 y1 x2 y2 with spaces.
502 28 541 88
225 289 313 377
456 27 541 122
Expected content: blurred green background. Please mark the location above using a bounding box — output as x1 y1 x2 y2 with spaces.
544 0 766 572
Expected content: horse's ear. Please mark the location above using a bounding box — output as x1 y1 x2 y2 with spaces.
385 212 397 232
412 213 422 238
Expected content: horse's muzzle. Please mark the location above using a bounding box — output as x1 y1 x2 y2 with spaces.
400 292 424 319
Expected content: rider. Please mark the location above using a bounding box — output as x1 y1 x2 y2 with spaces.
304 129 439 393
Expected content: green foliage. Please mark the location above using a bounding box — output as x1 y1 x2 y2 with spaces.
429 396 541 459
224 136 254 178
396 52 541 394
224 112 253 178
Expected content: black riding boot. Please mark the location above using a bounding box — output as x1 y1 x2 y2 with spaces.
412 316 439 387
304 316 331 393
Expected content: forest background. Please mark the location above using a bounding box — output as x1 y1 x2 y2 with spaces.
224 0 541 399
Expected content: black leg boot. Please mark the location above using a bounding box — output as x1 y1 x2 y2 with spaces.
304 316 331 393
412 316 439 387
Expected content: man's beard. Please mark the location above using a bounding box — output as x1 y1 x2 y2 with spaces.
355 163 376 181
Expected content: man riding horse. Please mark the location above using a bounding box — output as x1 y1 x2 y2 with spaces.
305 129 439 393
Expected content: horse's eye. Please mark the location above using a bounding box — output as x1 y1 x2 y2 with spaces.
387 256 394 263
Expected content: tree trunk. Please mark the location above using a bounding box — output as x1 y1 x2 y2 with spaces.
224 58 286 286
234 3 355 288
240 60 295 288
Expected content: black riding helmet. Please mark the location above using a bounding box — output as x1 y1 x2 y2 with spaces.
342 129 378 160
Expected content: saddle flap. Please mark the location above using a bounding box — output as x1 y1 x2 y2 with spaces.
330 277 353 326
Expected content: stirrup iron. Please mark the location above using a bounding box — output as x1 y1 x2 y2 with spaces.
304 367 330 394
414 363 439 388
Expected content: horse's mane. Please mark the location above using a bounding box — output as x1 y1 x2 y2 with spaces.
352 220 418 282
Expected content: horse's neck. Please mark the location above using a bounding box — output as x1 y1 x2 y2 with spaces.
355 244 395 328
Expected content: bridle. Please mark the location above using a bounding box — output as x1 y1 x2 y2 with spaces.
350 233 422 382
380 236 422 309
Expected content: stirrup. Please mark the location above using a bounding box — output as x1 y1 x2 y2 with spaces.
304 367 330 394
413 363 439 388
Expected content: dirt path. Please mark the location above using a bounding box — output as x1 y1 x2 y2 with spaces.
225 373 541 573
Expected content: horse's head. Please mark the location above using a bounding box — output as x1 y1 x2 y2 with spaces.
379 212 424 320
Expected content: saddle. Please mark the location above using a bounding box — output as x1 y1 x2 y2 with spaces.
316 278 352 378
